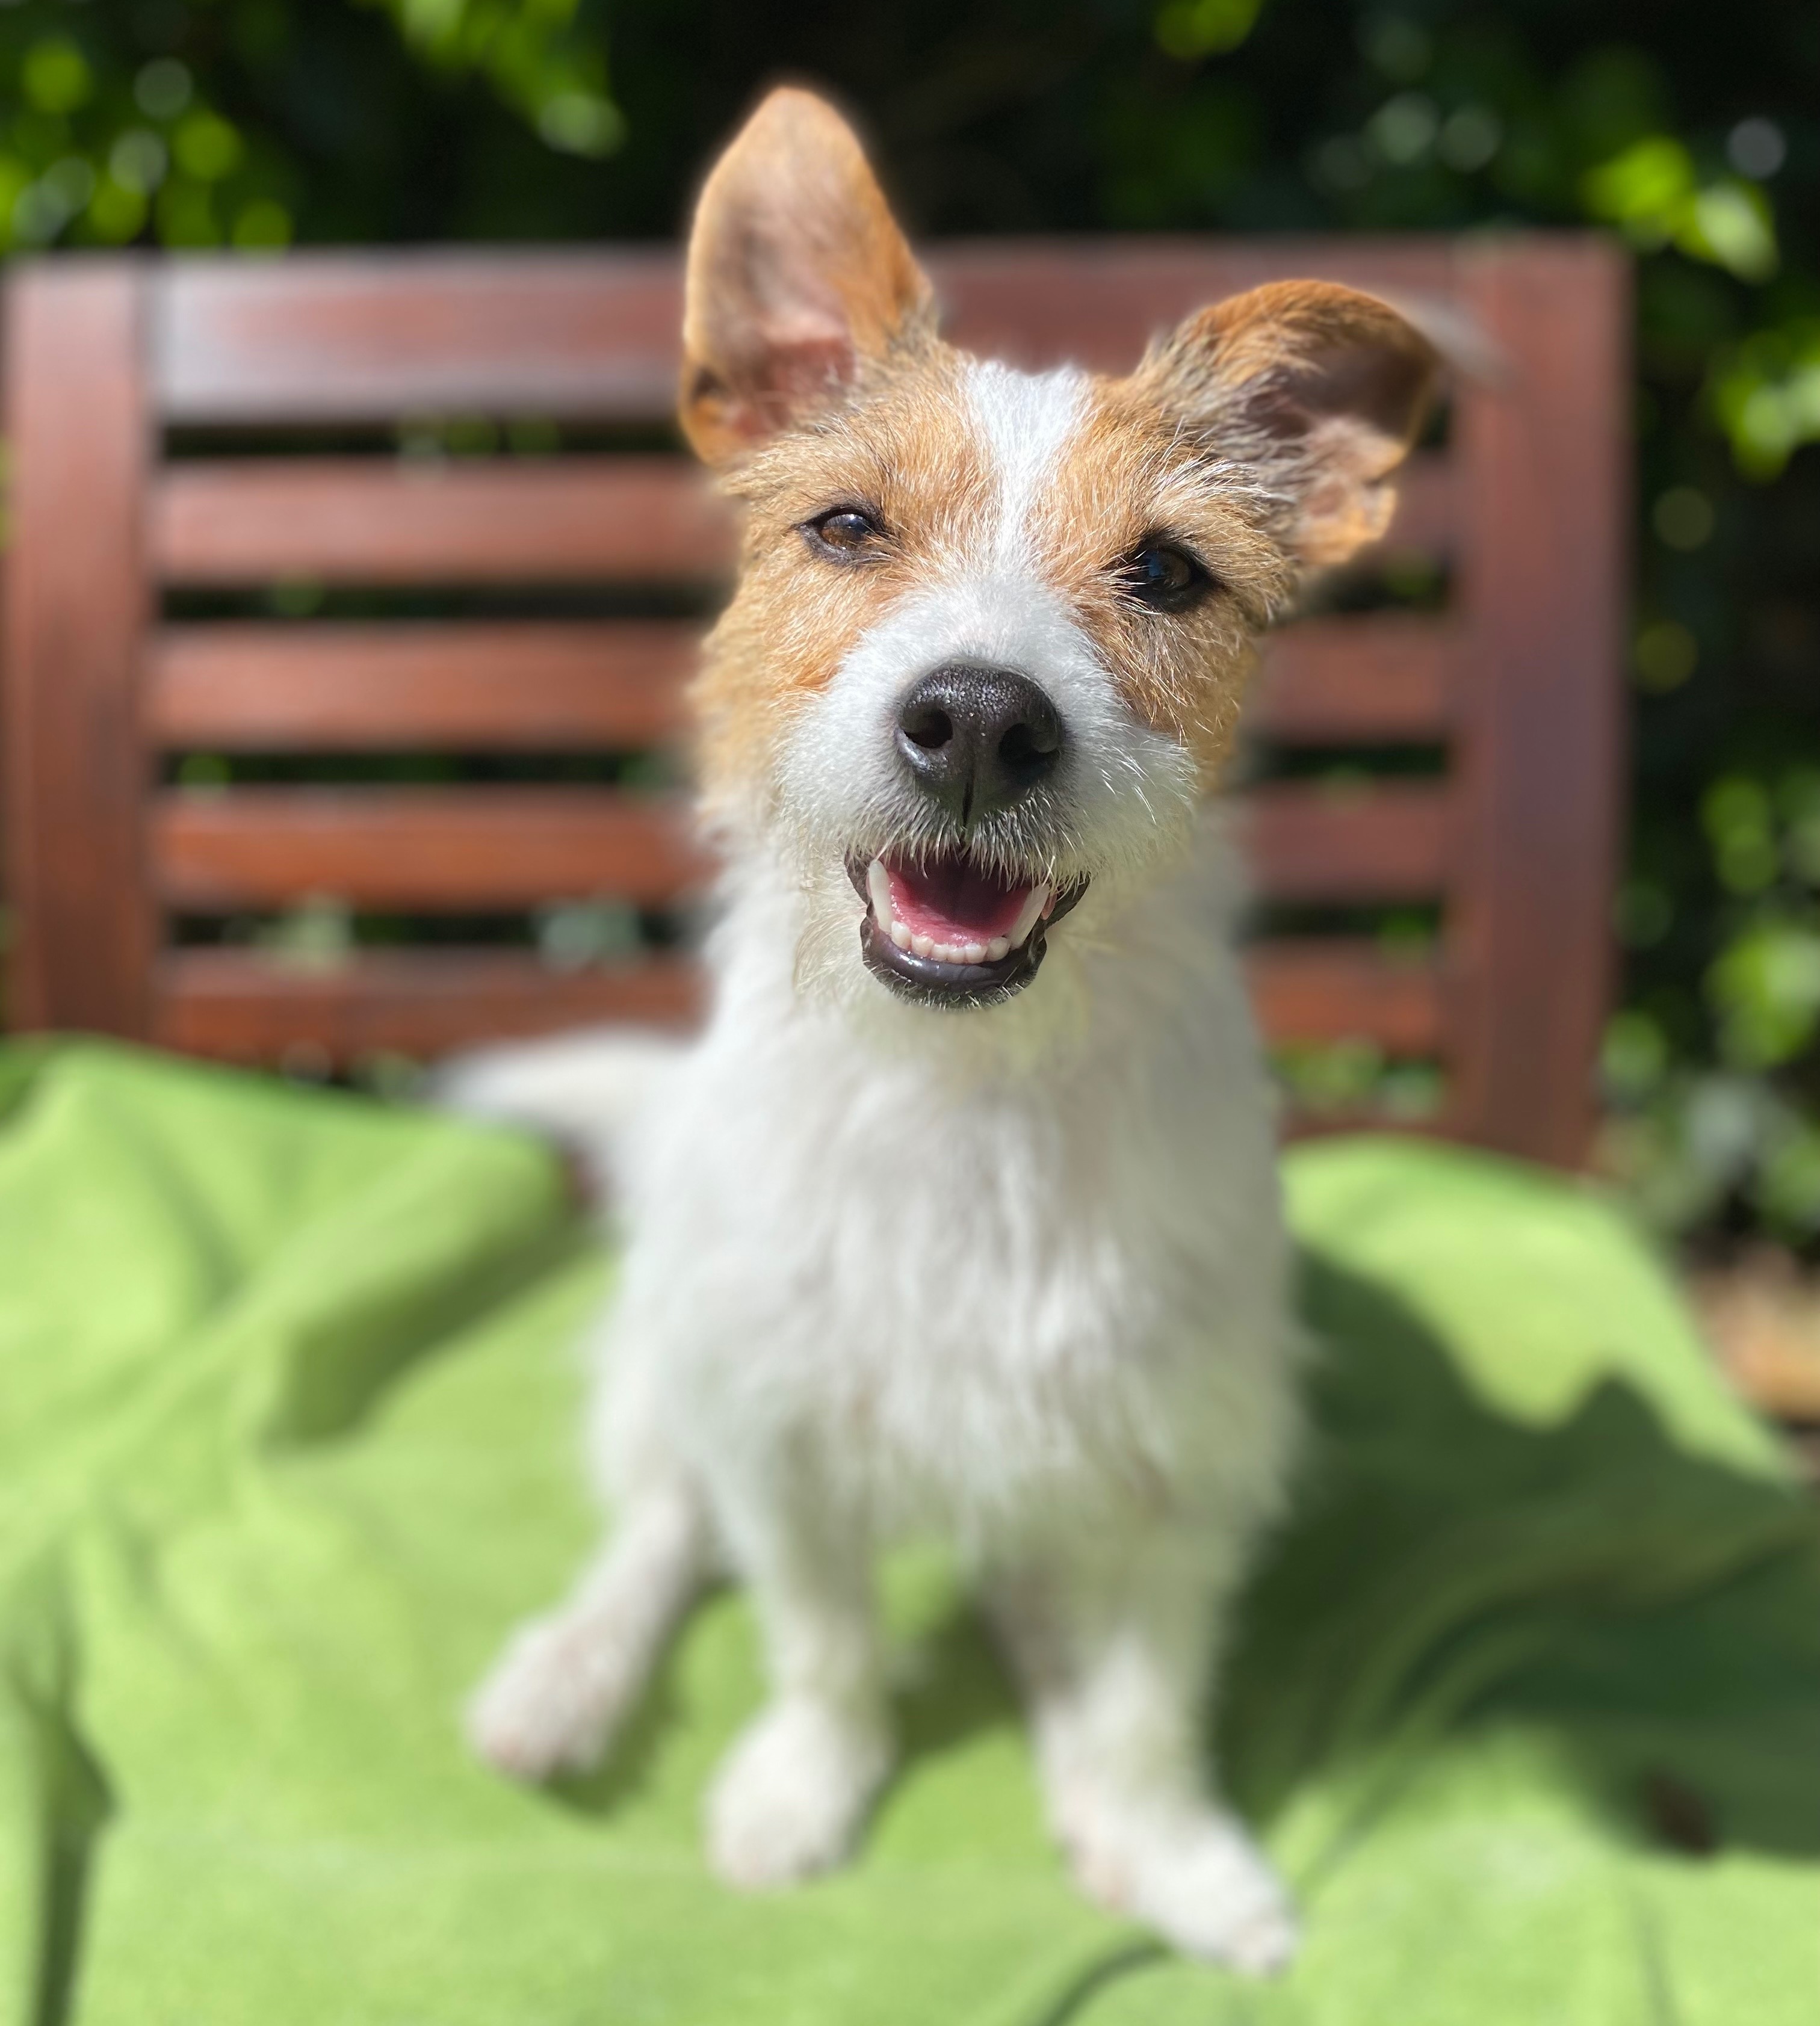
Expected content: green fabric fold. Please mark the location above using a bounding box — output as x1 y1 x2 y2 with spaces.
0 1042 1813 2024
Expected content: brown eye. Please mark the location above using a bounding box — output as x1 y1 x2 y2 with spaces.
1122 540 1213 613
804 507 883 558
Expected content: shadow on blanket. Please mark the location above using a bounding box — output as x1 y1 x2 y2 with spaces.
542 1255 1819 1876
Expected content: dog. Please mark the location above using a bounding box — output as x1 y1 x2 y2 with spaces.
453 86 1435 1974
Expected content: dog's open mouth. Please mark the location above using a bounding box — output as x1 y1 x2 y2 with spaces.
846 850 1088 1007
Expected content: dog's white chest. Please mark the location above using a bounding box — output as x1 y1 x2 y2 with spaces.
615 901 1288 1535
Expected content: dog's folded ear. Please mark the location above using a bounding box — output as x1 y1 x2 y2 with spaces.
679 88 934 467
1136 282 1440 569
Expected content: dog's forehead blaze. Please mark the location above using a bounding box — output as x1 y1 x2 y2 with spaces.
690 345 1297 806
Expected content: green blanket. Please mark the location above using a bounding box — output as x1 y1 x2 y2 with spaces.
1 1042 1814 2024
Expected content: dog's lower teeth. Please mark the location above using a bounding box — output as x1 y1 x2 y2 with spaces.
890 921 911 951
911 933 933 959
986 936 1010 962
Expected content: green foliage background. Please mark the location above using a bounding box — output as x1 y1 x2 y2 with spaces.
1 0 1816 1253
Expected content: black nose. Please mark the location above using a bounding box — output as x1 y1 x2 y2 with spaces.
894 664 1062 825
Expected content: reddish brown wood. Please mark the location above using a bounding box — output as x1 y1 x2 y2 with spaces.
152 458 733 585
1246 941 1445 1053
936 238 1457 371
1251 616 1456 743
149 242 1457 425
1238 782 1452 902
153 251 684 424
1449 239 1629 1165
156 940 1440 1066
152 788 712 910
147 611 1453 755
2 264 155 1035
155 946 705 1061
147 622 698 750
148 782 1444 914
4 241 1626 1160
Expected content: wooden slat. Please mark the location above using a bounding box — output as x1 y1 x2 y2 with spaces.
938 239 1459 374
151 457 732 585
152 242 1460 425
146 609 1453 757
1447 239 1629 1166
1239 781 1452 901
150 451 1449 590
152 788 712 910
154 946 705 1061
154 251 684 424
2 264 157 1036
147 610 1455 755
1246 941 1445 1053
153 939 1442 1066
1251 615 1456 743
147 621 697 750
150 780 1447 913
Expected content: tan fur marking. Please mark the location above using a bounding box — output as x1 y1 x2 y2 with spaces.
691 342 998 817
1026 375 1297 780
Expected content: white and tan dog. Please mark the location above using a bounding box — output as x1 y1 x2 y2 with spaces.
456 88 1435 1973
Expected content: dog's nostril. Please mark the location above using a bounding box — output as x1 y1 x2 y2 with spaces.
998 713 1060 782
902 705 953 752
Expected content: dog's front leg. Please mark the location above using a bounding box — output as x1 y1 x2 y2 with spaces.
991 1525 1298 1975
705 1475 893 1889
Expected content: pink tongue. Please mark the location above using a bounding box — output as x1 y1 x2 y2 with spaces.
887 857 1030 944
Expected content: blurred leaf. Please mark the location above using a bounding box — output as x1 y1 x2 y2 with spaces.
1707 916 1820 1068
1583 137 1778 282
1155 0 1266 61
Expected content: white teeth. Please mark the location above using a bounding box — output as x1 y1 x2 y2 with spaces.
1008 884 1050 951
871 855 1050 972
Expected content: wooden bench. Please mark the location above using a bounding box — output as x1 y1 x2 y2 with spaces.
2 239 1627 1166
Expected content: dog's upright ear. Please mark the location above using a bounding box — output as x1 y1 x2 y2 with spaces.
1136 282 1439 568
679 88 933 467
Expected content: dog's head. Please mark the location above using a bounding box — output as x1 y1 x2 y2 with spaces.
680 88 1437 1019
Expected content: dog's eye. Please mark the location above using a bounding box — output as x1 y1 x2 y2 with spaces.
804 507 884 558
1122 542 1213 613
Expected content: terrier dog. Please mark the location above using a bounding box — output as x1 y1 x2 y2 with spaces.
457 87 1435 1972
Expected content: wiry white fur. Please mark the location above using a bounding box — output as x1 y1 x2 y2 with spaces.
461 357 1304 1975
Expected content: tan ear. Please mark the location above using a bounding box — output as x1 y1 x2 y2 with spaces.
1137 281 1439 567
678 88 933 467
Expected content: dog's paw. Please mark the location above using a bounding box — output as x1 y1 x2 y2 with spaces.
707 1699 891 1890
1067 1805 1299 1977
465 1614 627 1782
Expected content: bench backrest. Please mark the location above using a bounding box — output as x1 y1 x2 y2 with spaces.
2 239 1627 1164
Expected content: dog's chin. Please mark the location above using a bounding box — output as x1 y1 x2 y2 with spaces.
844 848 1089 1011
